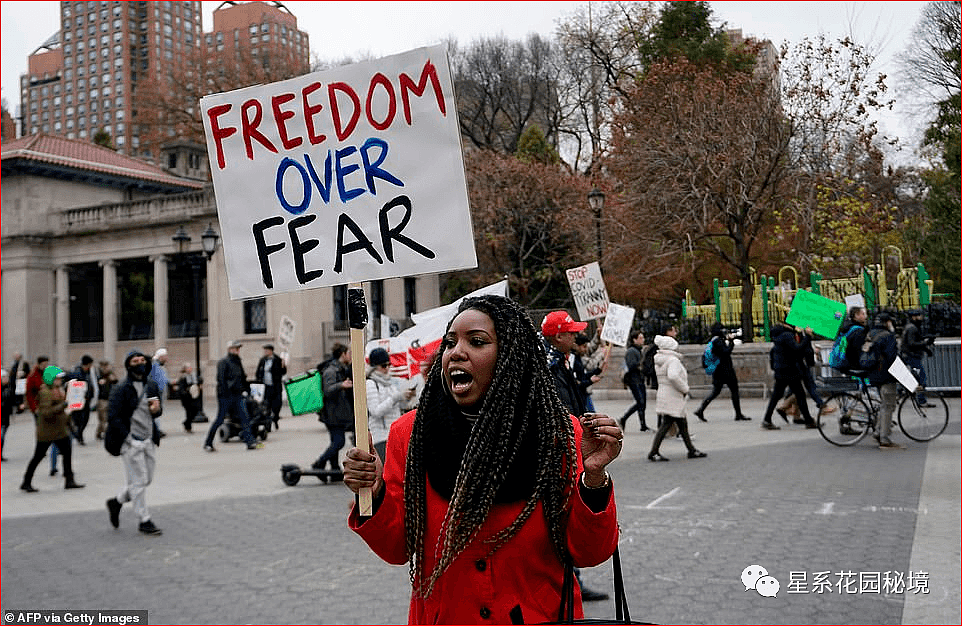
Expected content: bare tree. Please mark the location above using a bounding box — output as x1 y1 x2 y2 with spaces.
897 1 961 121
554 2 659 173
777 34 896 272
135 43 310 159
458 148 594 308
450 34 564 156
606 58 790 338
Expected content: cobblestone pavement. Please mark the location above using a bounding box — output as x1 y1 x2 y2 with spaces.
2 395 959 625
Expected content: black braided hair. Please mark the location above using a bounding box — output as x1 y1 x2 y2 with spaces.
404 294 577 598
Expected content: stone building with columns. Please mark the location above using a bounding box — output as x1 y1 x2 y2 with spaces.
1 134 440 391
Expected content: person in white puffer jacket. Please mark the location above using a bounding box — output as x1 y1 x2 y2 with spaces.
647 335 707 462
366 348 416 460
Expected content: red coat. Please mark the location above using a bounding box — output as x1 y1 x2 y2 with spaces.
350 410 619 624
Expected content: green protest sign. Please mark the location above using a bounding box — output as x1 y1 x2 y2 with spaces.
785 289 846 339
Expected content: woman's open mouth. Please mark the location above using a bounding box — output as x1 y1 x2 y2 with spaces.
448 368 474 394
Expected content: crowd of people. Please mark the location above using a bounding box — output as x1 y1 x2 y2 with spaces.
3 301 935 554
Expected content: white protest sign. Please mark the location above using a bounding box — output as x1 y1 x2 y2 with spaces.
277 315 296 354
601 303 635 347
844 294 866 312
249 383 266 403
201 45 477 300
566 261 609 321
66 380 87 412
888 356 920 392
15 378 26 395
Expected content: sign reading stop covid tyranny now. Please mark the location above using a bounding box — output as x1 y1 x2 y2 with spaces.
201 45 477 300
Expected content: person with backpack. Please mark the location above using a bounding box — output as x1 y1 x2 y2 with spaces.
829 307 869 373
862 313 903 449
312 343 354 472
618 330 650 432
761 324 817 430
693 323 751 422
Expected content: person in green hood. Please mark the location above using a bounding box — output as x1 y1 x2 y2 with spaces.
20 366 85 492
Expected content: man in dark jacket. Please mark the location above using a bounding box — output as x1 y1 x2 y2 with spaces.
866 314 902 449
105 350 164 535
760 324 816 430
541 311 588 418
694 323 751 422
255 343 287 429
312 343 353 472
900 309 933 405
203 340 260 452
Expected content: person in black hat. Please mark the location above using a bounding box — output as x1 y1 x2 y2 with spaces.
866 313 903 449
693 323 751 422
900 309 933 406
204 340 261 452
255 343 287 429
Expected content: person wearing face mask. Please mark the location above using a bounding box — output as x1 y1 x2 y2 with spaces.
20 366 85 492
105 350 164 535
344 295 622 624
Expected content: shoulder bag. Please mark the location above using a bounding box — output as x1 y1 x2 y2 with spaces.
515 547 651 625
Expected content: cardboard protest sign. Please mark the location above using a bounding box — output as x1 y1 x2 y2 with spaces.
844 294 865 312
785 289 846 339
601 303 635 347
249 383 266 403
201 45 477 300
66 380 87 412
888 356 919 392
277 315 296 363
277 315 296 352
566 262 609 321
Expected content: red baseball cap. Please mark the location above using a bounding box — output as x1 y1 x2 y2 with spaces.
541 311 587 336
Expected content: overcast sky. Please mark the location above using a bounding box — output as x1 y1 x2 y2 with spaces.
1 1 928 157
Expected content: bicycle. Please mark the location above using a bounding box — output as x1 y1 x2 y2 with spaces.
815 369 949 446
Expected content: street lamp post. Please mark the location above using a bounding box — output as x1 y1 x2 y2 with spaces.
588 188 605 265
173 224 219 421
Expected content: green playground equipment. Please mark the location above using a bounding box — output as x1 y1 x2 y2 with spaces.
683 247 934 341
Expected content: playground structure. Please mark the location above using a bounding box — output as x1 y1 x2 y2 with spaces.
682 247 936 341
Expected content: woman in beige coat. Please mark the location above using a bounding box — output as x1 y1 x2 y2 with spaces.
648 335 707 462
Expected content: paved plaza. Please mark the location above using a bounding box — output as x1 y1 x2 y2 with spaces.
2 394 959 625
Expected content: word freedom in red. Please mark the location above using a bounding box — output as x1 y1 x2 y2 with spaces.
206 59 447 170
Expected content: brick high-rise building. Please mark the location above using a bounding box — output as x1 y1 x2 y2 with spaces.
206 1 310 71
19 2 310 161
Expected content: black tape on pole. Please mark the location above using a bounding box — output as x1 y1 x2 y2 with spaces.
348 287 368 329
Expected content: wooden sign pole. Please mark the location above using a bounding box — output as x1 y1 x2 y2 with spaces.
348 283 373 517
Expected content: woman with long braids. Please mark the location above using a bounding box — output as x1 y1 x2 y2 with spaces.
344 295 622 624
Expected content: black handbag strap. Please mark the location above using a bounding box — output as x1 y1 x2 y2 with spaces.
559 546 631 623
